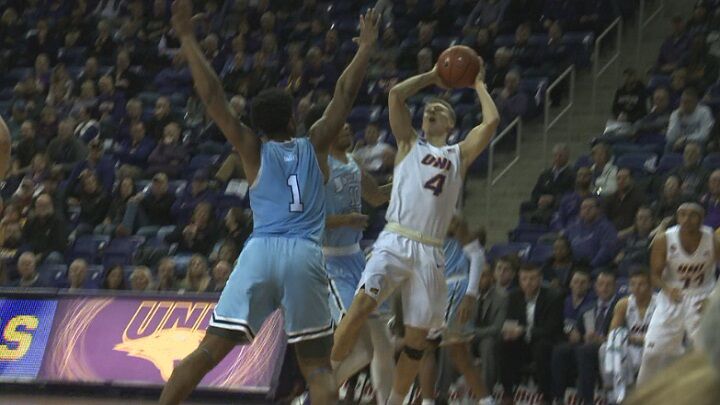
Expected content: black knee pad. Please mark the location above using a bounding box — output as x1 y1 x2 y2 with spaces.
294 334 333 359
402 345 424 360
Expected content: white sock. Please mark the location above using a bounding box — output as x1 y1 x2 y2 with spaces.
386 390 404 405
421 399 435 405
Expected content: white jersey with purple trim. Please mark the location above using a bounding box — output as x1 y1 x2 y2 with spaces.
665 225 717 294
385 139 463 240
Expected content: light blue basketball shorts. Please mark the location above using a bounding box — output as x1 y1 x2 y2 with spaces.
209 236 333 344
325 248 366 320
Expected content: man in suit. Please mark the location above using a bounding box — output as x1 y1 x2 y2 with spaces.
500 263 564 404
474 268 509 390
523 143 575 224
551 270 619 404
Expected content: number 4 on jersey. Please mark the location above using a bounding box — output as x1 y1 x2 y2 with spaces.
424 174 446 196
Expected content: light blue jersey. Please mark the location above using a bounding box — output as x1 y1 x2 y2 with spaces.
209 137 332 344
249 137 325 244
324 154 363 247
444 238 469 279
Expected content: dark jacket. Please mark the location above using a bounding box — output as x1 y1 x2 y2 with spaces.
605 185 646 230
22 214 68 256
505 286 564 343
531 165 575 204
140 192 176 227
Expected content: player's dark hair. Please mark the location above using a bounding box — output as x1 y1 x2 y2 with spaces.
304 104 327 132
251 88 294 137
518 263 541 273
629 267 651 280
597 268 617 280
496 254 520 272
571 268 591 280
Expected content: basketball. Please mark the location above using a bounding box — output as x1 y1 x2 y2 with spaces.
436 46 482 89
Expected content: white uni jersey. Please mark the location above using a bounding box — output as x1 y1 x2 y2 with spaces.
626 294 656 339
385 140 463 240
665 225 717 293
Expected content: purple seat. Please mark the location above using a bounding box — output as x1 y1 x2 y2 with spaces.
528 241 554 265
487 242 532 263
509 223 550 244
69 234 111 264
702 153 720 171
656 153 683 174
102 236 145 268
616 152 656 174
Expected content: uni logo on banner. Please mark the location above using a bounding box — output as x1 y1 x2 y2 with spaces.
114 301 215 380
0 299 57 379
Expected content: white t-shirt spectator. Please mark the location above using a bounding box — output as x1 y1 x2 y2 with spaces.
354 142 394 172
666 104 715 145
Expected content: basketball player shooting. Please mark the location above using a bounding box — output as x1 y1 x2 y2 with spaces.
636 201 720 384
0 114 11 179
331 47 500 405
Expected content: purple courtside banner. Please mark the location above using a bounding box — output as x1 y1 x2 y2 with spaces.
38 296 286 394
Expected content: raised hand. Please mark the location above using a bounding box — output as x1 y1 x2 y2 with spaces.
171 0 194 39
353 8 381 47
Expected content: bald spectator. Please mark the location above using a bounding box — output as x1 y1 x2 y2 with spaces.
530 143 575 208
115 122 156 178
590 143 618 196
493 70 529 129
666 87 715 152
22 194 67 263
47 118 88 171
701 170 720 229
605 168 646 231
11 252 45 288
564 197 618 269
67 259 88 291
209 260 232 292
130 266 153 292
552 167 594 230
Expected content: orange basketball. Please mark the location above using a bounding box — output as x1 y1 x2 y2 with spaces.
436 45 481 89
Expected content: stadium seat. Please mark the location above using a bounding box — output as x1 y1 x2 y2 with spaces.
703 153 720 171
615 152 657 174
86 265 104 289
647 75 671 93
102 236 145 268
528 240 554 265
68 234 111 264
188 154 220 176
487 242 532 263
656 153 683 174
41 264 69 288
509 222 550 244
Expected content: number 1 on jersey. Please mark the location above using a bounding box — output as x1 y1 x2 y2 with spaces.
287 174 304 212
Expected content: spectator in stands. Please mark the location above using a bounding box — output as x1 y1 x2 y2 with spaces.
656 16 691 74
632 87 672 136
156 257 179 292
531 143 574 208
500 0 543 35
208 260 232 292
180 254 211 293
154 53 193 99
652 175 683 224
687 2 711 37
130 266 153 292
666 88 715 152
115 122 156 179
302 45 338 92
564 197 618 269
37 106 59 144
561 269 594 339
509 23 537 68
117 98 144 142
613 68 647 123
222 208 252 251
102 264 126 290
147 97 176 140
493 70 529 129
147 122 187 178
11 252 45 288
5 101 28 142
91 19 117 63
136 172 176 233
110 49 140 98
47 118 88 172
473 268 508 390
67 138 115 195
605 168 646 231
465 0 505 34
354 122 396 177
398 22 436 71
22 194 67 264
95 177 137 237
166 202 218 256
590 143 618 196
77 57 101 88
614 207 654 276
97 75 126 125
171 169 216 224
416 47 434 74
552 166 594 230
500 264 563 403
494 254 520 292
542 236 576 292
552 270 618 405
73 80 99 117
465 27 495 64
669 141 708 197
67 259 88 291
71 171 111 235
684 35 719 92
701 169 720 229
15 121 41 171
74 106 100 143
